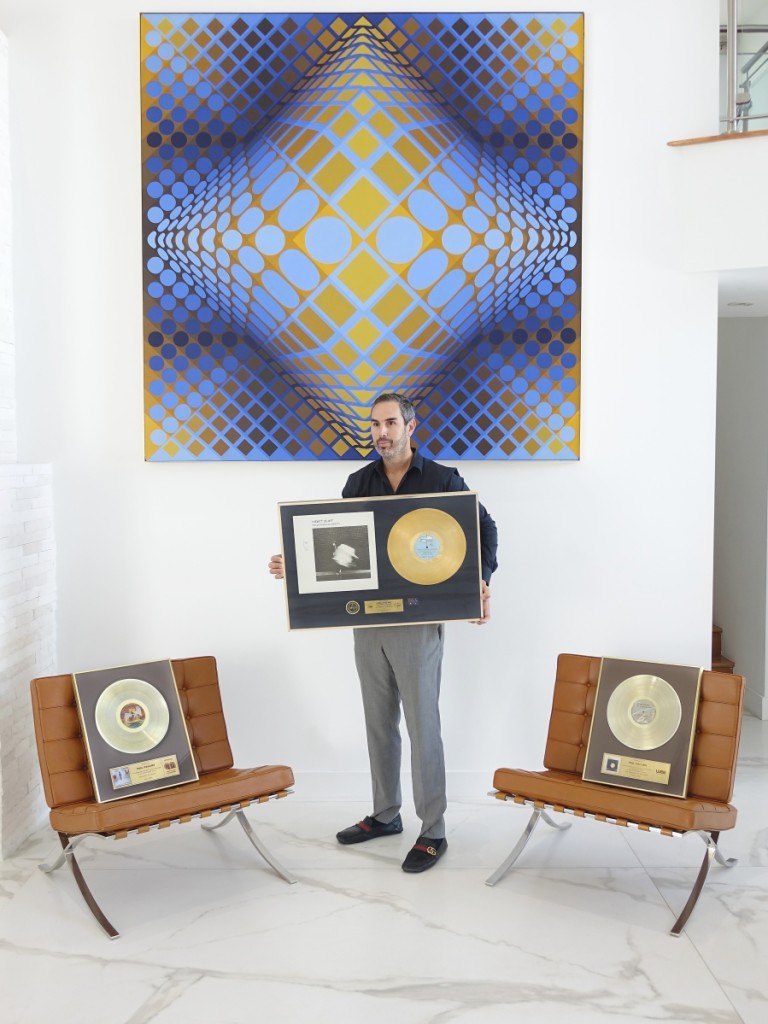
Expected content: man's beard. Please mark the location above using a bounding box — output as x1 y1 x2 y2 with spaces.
377 434 409 461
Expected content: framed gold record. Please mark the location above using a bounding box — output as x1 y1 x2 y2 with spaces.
278 491 482 629
583 658 702 798
387 507 467 586
72 660 199 802
95 678 170 754
605 674 682 750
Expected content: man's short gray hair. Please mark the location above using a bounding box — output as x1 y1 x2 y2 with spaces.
371 392 416 424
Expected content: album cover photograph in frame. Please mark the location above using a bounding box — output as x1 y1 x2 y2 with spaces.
278 491 482 630
72 659 199 803
293 509 379 594
582 658 702 799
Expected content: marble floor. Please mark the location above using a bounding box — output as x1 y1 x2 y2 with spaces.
1 716 766 1024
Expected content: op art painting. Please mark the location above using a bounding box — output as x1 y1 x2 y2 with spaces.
140 13 583 461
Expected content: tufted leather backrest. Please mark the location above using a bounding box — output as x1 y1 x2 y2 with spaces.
543 653 744 803
30 656 234 810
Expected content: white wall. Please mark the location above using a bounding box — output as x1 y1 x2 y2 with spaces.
715 317 768 718
0 0 726 798
0 26 56 857
670 133 768 273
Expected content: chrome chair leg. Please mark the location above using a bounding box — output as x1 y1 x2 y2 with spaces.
40 833 119 939
670 830 736 937
40 832 96 873
487 806 573 888
201 807 239 832
202 808 298 884
235 810 298 884
541 810 571 831
697 830 737 868
486 806 572 887
486 808 542 887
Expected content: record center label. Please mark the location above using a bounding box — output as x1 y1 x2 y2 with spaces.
109 754 181 790
365 599 404 614
600 752 671 785
413 532 442 560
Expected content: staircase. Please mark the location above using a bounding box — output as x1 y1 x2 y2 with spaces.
712 624 735 673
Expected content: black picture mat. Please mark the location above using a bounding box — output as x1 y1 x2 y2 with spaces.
72 660 199 803
279 492 482 630
582 658 702 799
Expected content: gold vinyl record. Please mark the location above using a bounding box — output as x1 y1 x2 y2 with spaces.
387 507 467 585
606 674 683 751
94 678 170 754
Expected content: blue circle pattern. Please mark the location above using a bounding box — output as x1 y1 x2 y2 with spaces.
141 12 582 460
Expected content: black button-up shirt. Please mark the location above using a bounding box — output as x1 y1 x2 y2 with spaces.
342 451 498 583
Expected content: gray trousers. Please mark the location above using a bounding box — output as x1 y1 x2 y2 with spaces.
352 624 446 839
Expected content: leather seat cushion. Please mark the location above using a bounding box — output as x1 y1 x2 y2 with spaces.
492 767 737 833
49 764 294 835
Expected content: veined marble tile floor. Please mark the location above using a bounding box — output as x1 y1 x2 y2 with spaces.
1 716 766 1024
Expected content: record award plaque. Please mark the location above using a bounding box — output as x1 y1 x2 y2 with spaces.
72 660 199 802
582 658 702 798
278 492 482 629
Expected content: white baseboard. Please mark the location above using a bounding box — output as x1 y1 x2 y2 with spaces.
743 686 768 721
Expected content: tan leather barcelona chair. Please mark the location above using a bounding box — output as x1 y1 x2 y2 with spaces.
488 653 744 935
31 655 296 938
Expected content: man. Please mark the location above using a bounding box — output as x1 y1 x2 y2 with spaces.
269 392 498 873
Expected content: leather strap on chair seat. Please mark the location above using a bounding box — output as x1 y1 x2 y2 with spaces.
49 764 294 835
492 766 737 833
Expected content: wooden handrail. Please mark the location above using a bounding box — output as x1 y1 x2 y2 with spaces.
668 127 768 146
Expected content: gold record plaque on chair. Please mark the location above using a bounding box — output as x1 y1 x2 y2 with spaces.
72 660 199 802
94 677 171 754
582 658 702 798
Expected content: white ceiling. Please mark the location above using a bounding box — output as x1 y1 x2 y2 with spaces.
718 3 768 317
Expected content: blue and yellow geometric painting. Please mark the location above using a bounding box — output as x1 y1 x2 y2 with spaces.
140 13 583 460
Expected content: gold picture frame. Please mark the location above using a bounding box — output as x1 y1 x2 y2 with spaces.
278 492 482 630
72 660 199 803
583 658 702 799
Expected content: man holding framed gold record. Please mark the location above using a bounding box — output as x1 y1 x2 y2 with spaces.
269 392 498 872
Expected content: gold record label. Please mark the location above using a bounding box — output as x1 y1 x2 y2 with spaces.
606 674 682 751
95 677 171 754
387 508 466 585
109 755 181 790
601 752 671 785
365 599 404 614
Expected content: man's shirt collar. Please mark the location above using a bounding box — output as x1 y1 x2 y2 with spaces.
373 448 423 477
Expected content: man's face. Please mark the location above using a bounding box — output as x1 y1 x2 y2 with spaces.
370 401 415 462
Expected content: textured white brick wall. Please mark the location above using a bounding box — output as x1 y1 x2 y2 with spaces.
0 30 57 857
0 32 12 463
0 465 56 854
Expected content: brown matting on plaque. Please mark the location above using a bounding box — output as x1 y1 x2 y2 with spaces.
582 658 702 798
72 660 199 803
278 491 482 630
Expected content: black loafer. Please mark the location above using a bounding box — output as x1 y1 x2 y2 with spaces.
336 813 403 845
401 836 447 872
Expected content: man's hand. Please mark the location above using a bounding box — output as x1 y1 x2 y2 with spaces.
268 554 285 580
471 580 491 625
